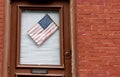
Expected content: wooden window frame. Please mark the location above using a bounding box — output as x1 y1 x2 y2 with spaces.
17 5 64 69
16 73 64 77
3 0 77 77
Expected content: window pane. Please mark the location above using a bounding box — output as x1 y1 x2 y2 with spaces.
20 10 60 65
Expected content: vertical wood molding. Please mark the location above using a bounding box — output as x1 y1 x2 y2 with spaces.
3 0 11 77
70 0 77 77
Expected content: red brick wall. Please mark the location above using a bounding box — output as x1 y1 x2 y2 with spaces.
0 0 3 76
77 0 120 77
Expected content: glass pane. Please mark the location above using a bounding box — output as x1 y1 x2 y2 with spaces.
20 10 60 65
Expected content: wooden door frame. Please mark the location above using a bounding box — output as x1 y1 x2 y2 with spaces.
3 0 77 77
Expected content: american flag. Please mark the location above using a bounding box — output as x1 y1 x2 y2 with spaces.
27 14 59 45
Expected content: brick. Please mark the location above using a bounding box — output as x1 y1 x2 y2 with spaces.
77 0 120 77
111 5 120 9
111 0 120 2
0 3 3 7
77 0 96 4
109 14 120 19
0 0 3 77
0 7 3 11
108 8 120 14
77 0 110 5
0 15 3 19
0 0 3 3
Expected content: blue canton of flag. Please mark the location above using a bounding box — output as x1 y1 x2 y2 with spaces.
27 14 59 45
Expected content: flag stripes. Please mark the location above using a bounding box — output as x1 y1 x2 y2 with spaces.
27 14 59 45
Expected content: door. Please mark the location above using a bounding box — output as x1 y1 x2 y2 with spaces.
9 0 71 77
